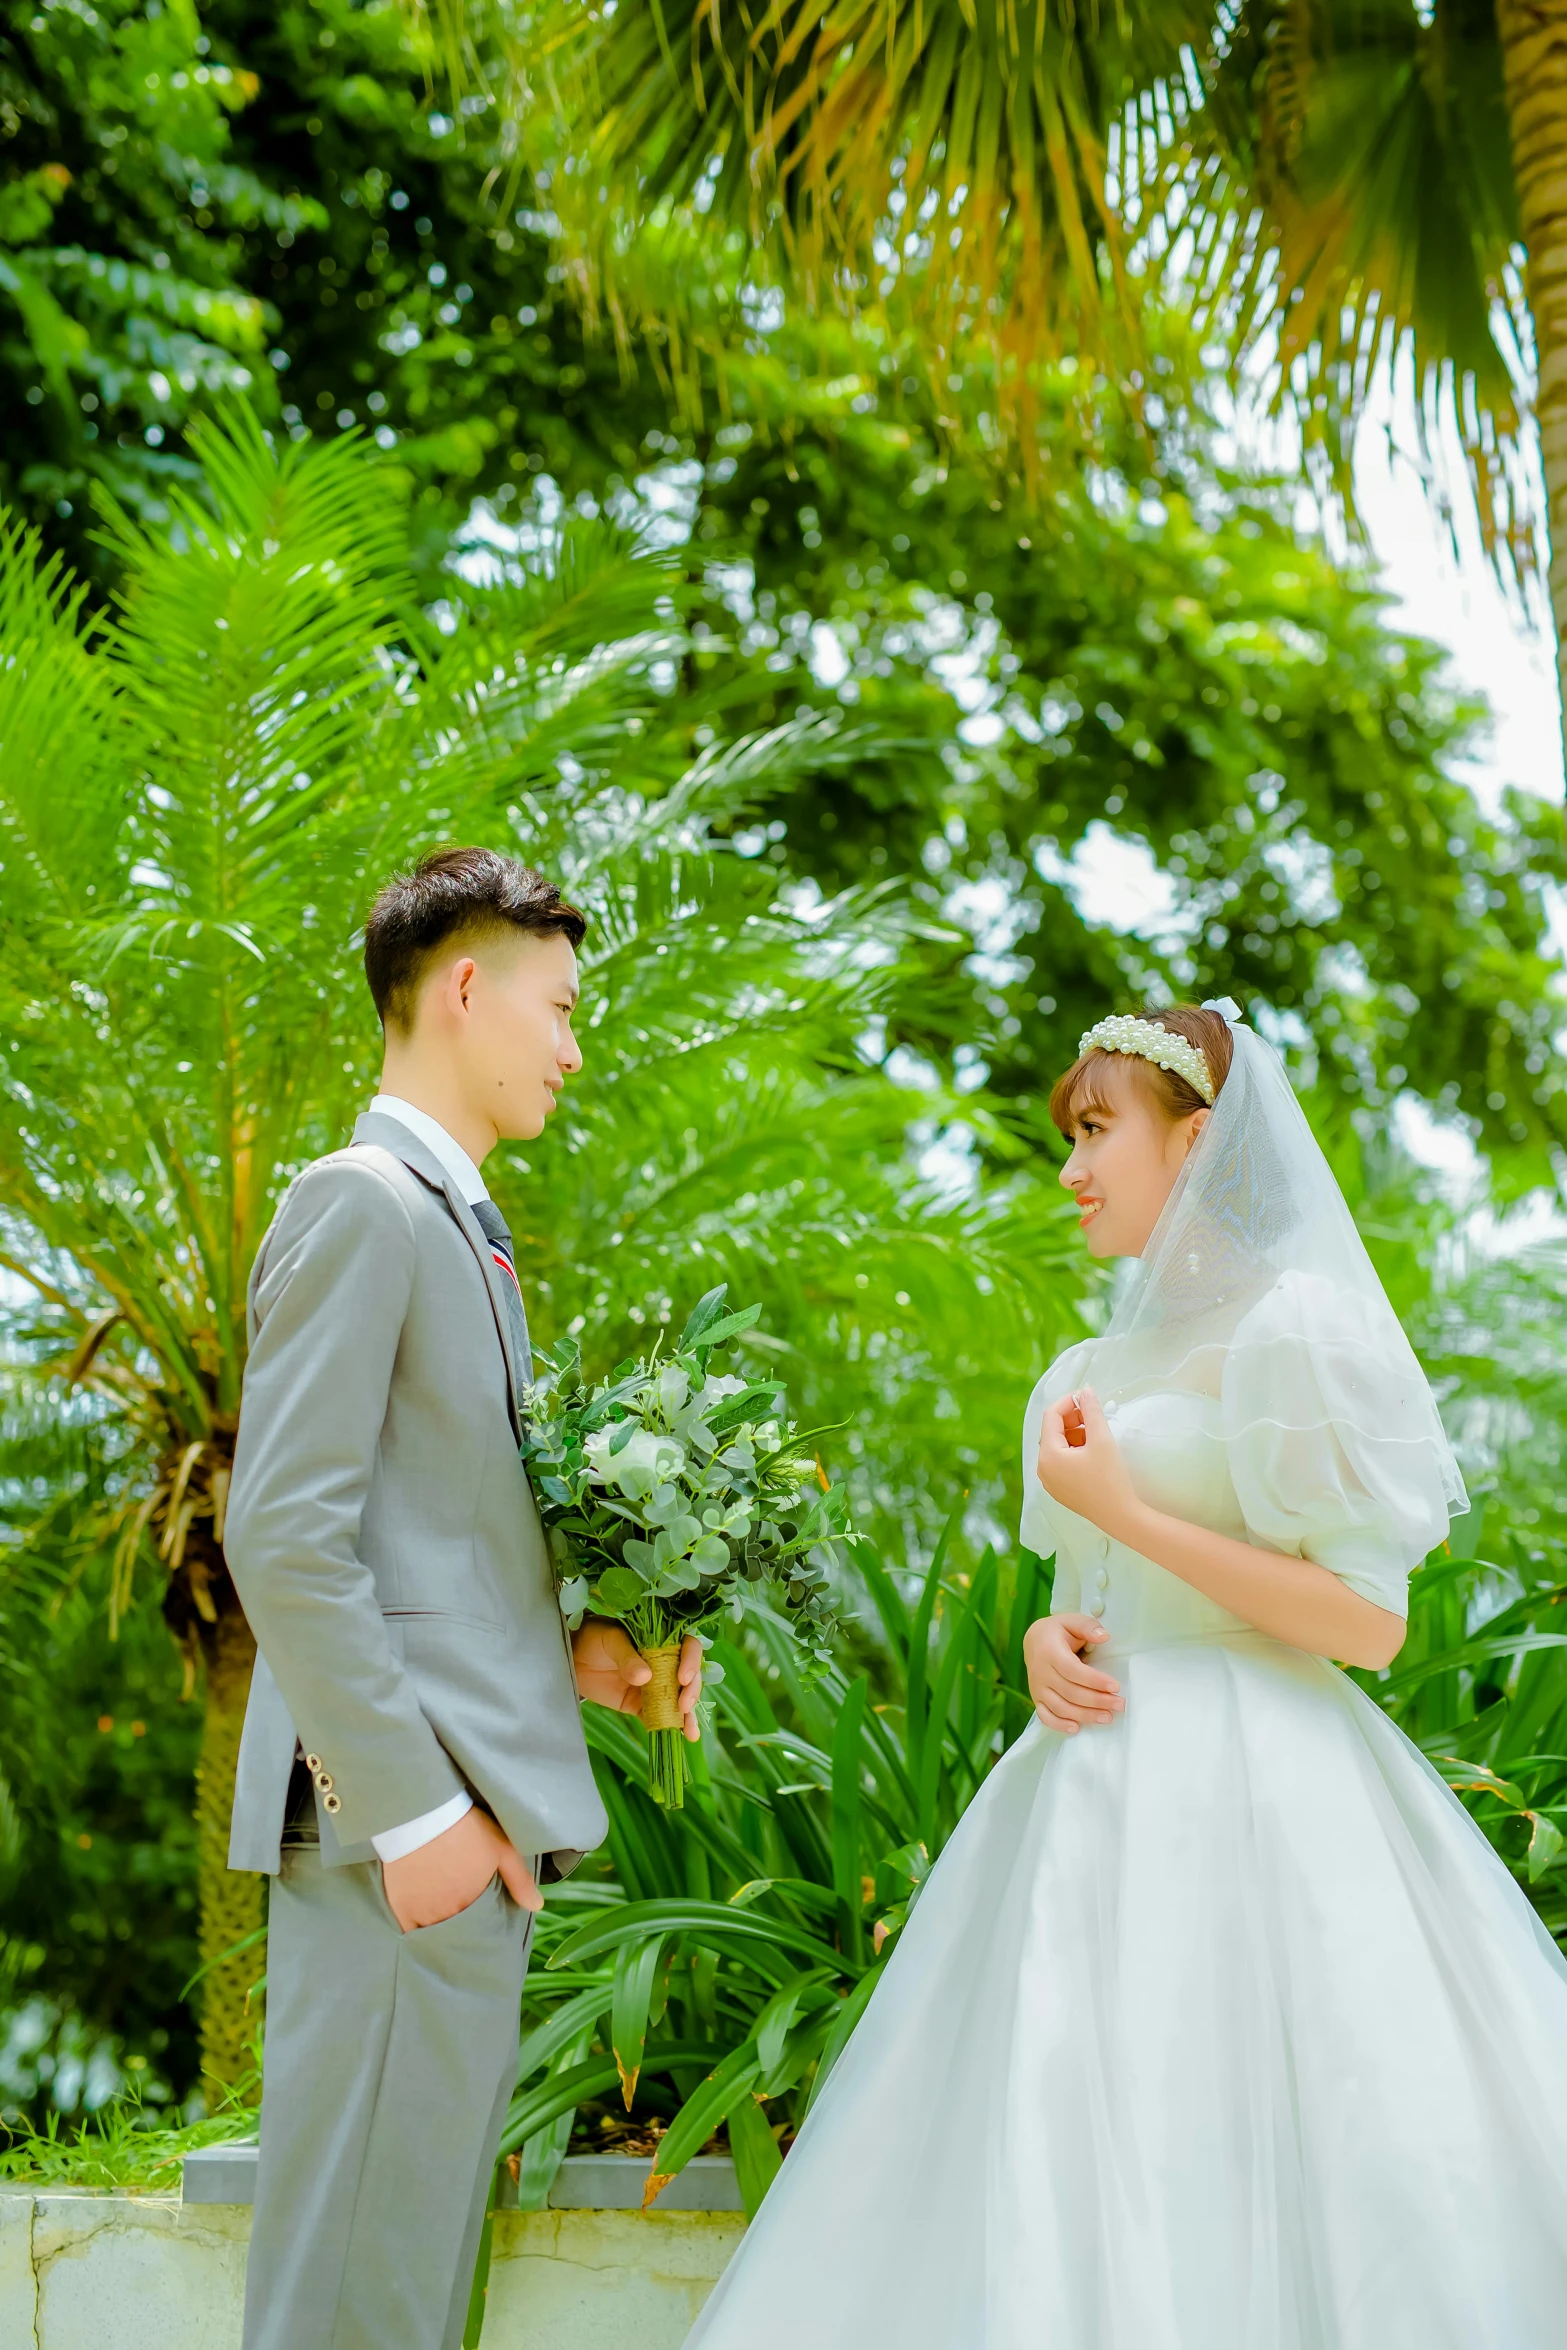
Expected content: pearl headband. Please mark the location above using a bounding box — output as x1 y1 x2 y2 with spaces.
1077 1013 1216 1105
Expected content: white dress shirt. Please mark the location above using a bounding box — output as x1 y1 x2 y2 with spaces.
367 1094 488 1206
362 1096 483 1862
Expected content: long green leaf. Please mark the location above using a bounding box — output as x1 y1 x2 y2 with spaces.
515 1984 612 2084
498 2040 724 2157
1383 1633 1567 1700
846 1539 912 1665
917 1569 988 1848
725 2087 783 2218
643 2041 761 2206
754 1971 838 2082
831 1675 868 1964
549 1897 842 1972
611 1934 666 2109
905 1507 959 1800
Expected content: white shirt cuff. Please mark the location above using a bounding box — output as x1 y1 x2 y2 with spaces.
371 1791 473 1862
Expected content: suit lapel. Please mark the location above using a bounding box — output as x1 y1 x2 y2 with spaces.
350 1112 526 1438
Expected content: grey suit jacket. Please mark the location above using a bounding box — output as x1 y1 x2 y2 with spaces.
225 1111 607 1877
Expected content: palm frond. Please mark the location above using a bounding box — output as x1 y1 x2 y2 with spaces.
459 0 1204 453
1156 0 1533 579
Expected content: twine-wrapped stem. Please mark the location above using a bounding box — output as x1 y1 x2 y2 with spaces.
641 1643 686 1731
640 1641 691 1806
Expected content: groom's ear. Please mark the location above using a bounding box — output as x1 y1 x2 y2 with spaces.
449 956 482 1019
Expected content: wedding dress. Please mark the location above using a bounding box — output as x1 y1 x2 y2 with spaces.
686 1017 1567 2348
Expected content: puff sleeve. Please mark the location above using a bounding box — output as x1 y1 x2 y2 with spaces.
1221 1272 1454 1619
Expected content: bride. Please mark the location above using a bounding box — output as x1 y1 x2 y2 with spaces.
686 1000 1567 2347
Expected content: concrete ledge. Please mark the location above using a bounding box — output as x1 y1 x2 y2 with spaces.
180 2146 260 2205
183 2144 743 2212
0 2187 743 2349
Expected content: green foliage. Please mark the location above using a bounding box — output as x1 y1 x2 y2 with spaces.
0 1401 200 2126
496 0 1537 577
501 1521 1046 2214
0 2080 256 2186
1176 0 1532 578
491 0 1198 444
1350 1199 1567 1937
0 0 284 553
199 0 649 564
655 340 1567 1175
0 0 642 579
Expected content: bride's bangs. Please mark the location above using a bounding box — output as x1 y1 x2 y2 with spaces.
1048 1050 1128 1136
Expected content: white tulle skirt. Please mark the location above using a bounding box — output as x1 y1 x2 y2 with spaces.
687 1632 1567 2349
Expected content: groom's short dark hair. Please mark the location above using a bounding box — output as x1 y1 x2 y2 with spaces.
364 847 586 1032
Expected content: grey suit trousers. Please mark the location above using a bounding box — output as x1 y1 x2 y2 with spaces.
241 1846 533 2350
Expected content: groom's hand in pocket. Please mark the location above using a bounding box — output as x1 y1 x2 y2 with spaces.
382 1805 543 1932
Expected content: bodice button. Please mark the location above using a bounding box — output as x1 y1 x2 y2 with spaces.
1089 1598 1105 1618
1095 1567 1109 1592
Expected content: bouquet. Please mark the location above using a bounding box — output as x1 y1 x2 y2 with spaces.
520 1286 854 1807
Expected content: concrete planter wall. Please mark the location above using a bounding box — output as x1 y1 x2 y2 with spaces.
0 2160 745 2349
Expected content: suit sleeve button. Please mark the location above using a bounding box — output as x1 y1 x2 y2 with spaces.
322 1792 343 1816
304 1753 323 1773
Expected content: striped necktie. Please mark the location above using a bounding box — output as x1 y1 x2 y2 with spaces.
472 1198 533 1388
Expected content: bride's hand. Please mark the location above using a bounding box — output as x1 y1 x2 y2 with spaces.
1035 1388 1139 1538
1023 1613 1124 1733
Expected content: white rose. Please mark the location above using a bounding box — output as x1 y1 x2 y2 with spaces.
584 1424 687 1493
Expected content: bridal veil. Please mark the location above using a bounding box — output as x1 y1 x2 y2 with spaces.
1022 1004 1467 1608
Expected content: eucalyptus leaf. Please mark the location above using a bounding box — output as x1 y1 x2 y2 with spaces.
678 1284 731 1350
594 1566 645 1614
691 1303 763 1350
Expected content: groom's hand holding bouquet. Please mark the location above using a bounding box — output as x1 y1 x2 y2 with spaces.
521 1286 852 1808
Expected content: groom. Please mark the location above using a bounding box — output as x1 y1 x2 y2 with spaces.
224 847 700 2350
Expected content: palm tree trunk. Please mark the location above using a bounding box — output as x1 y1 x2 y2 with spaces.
1498 0 1567 756
193 1601 264 2100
